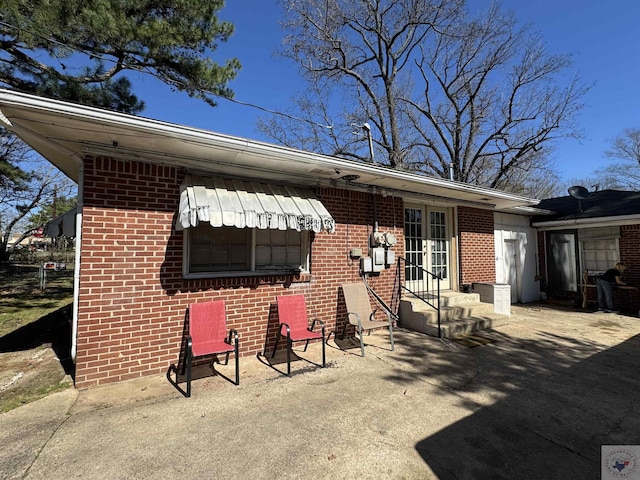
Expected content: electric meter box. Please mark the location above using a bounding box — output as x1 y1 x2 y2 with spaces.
386 249 396 266
371 247 385 272
360 256 373 273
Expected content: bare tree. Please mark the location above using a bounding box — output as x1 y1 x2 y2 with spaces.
0 132 75 262
268 0 463 169
264 0 589 196
594 128 640 190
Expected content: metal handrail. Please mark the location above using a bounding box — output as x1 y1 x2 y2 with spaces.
396 257 442 337
363 276 400 323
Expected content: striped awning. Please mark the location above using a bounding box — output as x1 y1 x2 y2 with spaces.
177 175 335 233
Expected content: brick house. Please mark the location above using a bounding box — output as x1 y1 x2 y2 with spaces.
0 90 540 389
533 189 640 313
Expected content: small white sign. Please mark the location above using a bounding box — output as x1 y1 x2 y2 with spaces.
602 445 640 479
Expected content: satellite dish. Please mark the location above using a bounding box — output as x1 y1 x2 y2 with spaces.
568 185 589 200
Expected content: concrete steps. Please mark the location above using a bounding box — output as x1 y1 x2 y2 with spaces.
399 291 510 338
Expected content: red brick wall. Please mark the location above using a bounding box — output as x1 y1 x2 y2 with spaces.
614 224 640 312
457 206 496 285
76 157 403 388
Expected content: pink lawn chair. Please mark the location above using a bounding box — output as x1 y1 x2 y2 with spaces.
185 300 239 397
272 295 325 376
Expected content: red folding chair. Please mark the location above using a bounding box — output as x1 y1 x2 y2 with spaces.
272 295 325 376
185 300 239 397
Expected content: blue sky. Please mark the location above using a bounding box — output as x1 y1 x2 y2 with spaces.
135 0 640 184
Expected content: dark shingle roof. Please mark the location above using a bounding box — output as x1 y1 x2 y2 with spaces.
533 190 640 223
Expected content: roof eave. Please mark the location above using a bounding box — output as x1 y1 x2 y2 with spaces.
0 89 539 211
532 214 640 230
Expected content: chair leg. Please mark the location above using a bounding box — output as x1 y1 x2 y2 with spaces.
287 336 292 376
359 328 365 357
234 341 240 386
387 314 394 352
186 348 192 398
321 327 326 367
303 339 310 352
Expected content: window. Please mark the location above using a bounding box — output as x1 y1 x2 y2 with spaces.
581 238 619 273
578 227 620 274
185 224 309 277
255 229 303 270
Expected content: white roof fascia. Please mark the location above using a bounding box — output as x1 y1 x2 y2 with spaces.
533 214 640 230
0 89 539 210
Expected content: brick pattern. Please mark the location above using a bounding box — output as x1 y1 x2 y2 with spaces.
75 157 404 388
457 206 496 285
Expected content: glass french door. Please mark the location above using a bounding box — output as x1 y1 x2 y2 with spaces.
404 206 451 292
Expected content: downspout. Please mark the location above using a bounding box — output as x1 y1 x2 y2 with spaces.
373 190 378 233
71 163 83 364
453 207 461 291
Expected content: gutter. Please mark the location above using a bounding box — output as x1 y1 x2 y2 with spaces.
532 214 640 230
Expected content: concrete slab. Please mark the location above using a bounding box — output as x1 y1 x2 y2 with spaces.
2 303 640 479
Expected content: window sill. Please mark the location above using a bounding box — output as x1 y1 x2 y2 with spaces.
184 269 311 283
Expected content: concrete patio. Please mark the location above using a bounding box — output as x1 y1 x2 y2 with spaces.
1 303 639 479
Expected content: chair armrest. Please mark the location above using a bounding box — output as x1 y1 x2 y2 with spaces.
310 318 325 331
227 329 239 347
280 322 291 337
347 312 362 328
369 308 379 322
186 335 193 362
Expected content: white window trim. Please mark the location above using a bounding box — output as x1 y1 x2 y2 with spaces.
182 228 311 279
578 236 620 276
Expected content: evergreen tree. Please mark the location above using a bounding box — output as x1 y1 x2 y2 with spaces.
1 0 240 112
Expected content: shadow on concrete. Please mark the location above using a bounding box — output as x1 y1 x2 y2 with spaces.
166 358 238 398
0 303 75 377
387 305 640 479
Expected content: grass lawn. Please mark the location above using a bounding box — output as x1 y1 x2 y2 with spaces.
0 264 75 412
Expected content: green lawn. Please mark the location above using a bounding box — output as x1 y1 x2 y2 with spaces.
0 264 74 412
0 265 74 337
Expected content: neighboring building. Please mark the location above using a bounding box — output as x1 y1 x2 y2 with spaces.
533 189 640 313
0 90 540 389
7 232 51 251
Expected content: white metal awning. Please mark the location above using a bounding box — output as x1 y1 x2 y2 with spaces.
177 175 335 233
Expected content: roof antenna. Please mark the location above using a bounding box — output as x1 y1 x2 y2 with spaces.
568 185 589 213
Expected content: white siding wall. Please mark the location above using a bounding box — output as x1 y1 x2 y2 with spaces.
494 213 540 303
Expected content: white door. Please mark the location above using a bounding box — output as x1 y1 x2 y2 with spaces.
404 206 451 292
504 239 519 303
